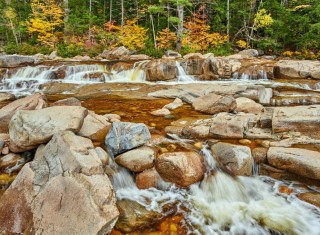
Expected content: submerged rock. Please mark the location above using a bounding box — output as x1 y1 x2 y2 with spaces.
155 152 204 187
211 142 253 176
9 106 88 152
267 147 320 180
192 93 236 115
163 98 183 110
151 108 171 116
0 131 119 235
105 122 151 157
52 97 82 106
115 146 155 172
0 93 47 133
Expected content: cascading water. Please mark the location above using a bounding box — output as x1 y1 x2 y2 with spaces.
64 64 108 82
107 60 148 82
176 61 195 82
111 141 320 234
0 66 56 96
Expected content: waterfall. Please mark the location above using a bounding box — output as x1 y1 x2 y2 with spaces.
233 70 268 80
109 142 320 234
0 66 56 96
175 61 195 82
107 60 148 82
64 64 107 82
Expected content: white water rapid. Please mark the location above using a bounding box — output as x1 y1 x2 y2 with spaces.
111 141 320 235
175 61 195 82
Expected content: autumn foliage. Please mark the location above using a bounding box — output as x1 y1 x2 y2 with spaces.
27 0 64 47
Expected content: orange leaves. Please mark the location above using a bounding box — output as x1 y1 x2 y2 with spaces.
104 20 120 32
184 18 227 51
117 19 148 50
156 28 177 49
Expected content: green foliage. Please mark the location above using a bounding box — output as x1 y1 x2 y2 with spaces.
211 43 233 56
4 43 53 55
57 43 84 58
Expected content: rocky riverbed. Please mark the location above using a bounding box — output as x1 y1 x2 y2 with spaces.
0 50 320 234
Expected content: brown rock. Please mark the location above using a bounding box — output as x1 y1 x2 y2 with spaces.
52 97 82 106
151 108 171 116
136 167 160 189
115 146 154 172
252 147 268 164
95 147 110 166
0 93 47 133
211 142 253 176
192 93 236 115
235 97 264 114
272 105 320 138
0 93 15 102
210 112 257 139
267 147 320 180
9 106 88 152
298 192 320 207
145 59 178 81
78 111 111 142
155 152 204 187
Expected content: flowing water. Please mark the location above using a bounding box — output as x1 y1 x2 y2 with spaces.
1 61 320 234
110 140 320 235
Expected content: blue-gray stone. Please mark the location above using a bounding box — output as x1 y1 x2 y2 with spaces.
105 122 151 157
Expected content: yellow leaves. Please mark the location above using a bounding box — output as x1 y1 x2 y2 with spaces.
117 19 148 50
236 40 249 49
183 18 227 51
3 7 17 20
156 28 176 49
27 0 64 47
254 9 273 29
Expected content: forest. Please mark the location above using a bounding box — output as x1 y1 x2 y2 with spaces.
0 0 320 58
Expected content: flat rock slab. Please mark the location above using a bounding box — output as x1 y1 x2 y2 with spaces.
9 106 88 152
0 55 35 67
276 60 320 79
267 147 320 180
272 105 320 138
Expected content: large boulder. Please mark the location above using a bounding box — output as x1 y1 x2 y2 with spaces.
275 60 320 79
272 105 320 138
99 46 132 60
136 167 160 189
0 55 35 67
235 97 264 114
210 112 257 139
192 93 236 115
0 93 47 133
238 49 259 57
105 122 151 157
78 111 111 142
145 59 178 81
9 106 88 152
155 152 204 187
115 146 155 172
267 147 320 180
0 131 119 235
211 142 253 176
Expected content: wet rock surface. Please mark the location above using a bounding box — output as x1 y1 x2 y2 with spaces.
155 152 204 187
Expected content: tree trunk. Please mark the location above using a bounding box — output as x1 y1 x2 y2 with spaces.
227 0 230 42
109 0 112 22
134 0 138 18
63 0 70 35
121 0 124 26
150 14 157 48
176 5 184 51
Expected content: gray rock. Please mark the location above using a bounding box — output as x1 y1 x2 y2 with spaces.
0 55 35 67
105 122 151 157
238 49 259 57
